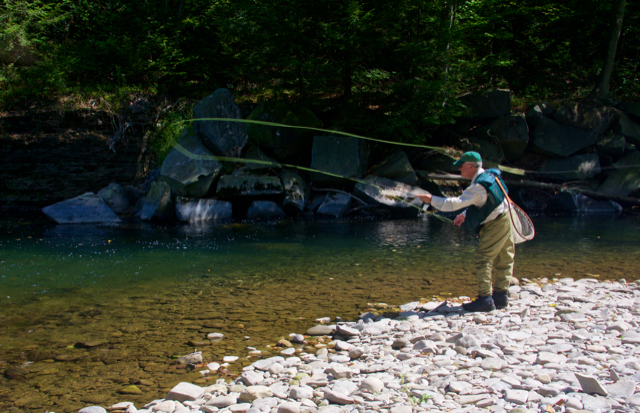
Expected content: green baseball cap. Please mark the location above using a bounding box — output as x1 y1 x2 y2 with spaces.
453 151 482 167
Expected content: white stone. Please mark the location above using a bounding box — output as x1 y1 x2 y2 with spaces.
79 408 108 413
575 373 608 396
289 385 314 400
152 401 176 413
206 395 238 408
166 382 205 402
224 356 239 362
359 377 384 393
277 402 300 413
480 357 507 371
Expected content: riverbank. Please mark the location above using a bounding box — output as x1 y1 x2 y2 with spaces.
79 277 640 413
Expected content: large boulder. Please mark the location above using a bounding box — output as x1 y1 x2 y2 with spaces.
536 154 601 181
530 117 599 157
42 192 122 224
509 188 547 212
246 101 322 161
175 198 232 222
612 111 640 146
525 103 556 131
458 137 504 166
478 114 529 161
410 149 461 174
553 103 616 137
216 174 283 198
242 145 281 172
160 129 223 198
368 149 418 185
280 170 310 215
597 151 640 196
547 190 622 214
619 102 640 118
193 89 249 156
316 192 353 217
415 171 466 198
352 176 430 217
596 133 626 156
458 89 511 122
140 181 174 221
310 135 369 187
246 201 286 220
97 183 130 213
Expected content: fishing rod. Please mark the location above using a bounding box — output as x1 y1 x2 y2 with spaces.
171 117 528 176
168 137 454 224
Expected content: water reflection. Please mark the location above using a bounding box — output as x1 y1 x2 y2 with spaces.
0 214 639 412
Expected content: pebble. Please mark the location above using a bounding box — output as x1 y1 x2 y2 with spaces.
75 278 640 413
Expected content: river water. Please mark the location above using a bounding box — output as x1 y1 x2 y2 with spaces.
0 214 639 411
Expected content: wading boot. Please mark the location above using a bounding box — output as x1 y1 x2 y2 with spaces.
492 290 509 309
462 296 496 312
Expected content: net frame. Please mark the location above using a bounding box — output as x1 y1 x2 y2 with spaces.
494 177 535 244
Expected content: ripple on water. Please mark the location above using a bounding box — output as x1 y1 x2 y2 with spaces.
0 215 638 411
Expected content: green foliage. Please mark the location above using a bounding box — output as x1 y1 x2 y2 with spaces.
1 0 639 130
148 100 193 166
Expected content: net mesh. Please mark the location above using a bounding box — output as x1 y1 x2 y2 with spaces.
508 201 535 244
492 175 535 244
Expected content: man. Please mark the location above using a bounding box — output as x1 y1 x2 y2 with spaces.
417 151 514 312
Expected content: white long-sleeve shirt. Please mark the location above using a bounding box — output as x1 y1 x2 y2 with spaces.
430 168 509 225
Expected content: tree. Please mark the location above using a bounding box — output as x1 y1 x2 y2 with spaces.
591 0 627 100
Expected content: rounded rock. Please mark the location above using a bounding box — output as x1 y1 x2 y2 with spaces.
278 402 300 413
79 408 108 413
359 377 384 394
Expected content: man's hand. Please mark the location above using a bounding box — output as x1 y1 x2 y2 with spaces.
417 194 432 204
453 213 465 227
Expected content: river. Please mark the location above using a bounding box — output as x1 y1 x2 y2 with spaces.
0 214 638 412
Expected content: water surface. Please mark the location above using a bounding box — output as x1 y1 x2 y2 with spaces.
0 214 638 412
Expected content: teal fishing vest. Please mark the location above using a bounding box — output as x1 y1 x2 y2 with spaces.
463 169 507 231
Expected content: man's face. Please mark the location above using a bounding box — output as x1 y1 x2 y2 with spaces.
458 162 478 180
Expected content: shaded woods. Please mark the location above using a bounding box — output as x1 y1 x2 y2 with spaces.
1 0 638 140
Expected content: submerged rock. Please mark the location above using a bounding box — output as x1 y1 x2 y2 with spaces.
315 192 352 217
42 192 122 224
97 183 130 214
140 181 174 221
246 201 286 220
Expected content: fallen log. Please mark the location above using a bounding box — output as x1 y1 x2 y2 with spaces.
418 173 640 206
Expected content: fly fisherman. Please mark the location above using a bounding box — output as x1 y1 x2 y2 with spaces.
417 151 514 312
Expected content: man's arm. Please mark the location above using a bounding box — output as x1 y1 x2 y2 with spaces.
418 184 487 212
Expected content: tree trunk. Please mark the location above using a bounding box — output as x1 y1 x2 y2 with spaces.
591 0 627 100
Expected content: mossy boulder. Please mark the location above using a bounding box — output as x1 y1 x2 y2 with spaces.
246 101 322 161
